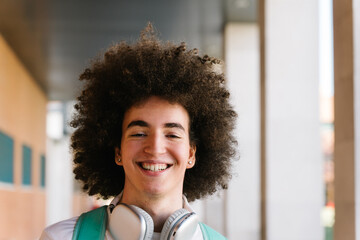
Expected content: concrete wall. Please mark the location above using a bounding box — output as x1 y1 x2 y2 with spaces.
0 34 47 239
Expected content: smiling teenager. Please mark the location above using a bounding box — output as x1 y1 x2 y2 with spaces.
40 24 237 240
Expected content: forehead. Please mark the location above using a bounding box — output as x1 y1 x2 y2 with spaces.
122 96 190 129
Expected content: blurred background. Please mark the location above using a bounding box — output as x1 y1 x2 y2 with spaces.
0 0 358 239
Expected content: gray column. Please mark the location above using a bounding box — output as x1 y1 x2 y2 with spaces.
46 136 73 225
203 192 226 236
264 0 323 239
45 103 73 225
224 23 261 240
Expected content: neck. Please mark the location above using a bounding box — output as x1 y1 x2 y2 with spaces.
121 189 183 232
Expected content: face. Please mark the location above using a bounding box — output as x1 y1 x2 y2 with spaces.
116 96 196 198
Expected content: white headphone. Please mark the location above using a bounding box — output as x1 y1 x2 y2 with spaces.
108 203 199 240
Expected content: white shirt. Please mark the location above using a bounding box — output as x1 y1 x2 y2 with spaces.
40 194 204 240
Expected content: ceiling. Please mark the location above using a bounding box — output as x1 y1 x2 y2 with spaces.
0 0 257 100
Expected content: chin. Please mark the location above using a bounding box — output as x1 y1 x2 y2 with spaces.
142 184 171 197
143 187 165 195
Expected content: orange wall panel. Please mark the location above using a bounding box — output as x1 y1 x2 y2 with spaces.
0 34 47 239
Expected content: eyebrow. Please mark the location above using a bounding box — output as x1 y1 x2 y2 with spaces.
127 120 185 131
127 120 148 128
164 122 185 131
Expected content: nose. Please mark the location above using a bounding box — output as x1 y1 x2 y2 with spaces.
143 132 166 155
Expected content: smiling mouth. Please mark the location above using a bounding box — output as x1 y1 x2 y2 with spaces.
139 163 172 172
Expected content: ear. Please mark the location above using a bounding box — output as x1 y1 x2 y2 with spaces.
114 147 122 166
186 144 196 169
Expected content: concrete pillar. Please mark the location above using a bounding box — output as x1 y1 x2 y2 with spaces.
202 192 226 236
46 136 73 225
262 0 323 239
333 0 360 239
45 103 73 225
224 23 261 240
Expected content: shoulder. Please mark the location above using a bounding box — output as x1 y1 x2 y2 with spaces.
39 216 78 240
199 223 228 240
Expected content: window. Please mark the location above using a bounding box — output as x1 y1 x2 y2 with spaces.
0 131 14 183
40 154 46 187
22 145 32 186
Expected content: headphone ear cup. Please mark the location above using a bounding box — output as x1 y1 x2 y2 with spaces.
109 204 154 240
130 205 154 240
160 208 190 240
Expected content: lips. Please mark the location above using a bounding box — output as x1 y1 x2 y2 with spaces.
139 162 172 172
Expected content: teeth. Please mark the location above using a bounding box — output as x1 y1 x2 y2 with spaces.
141 163 168 172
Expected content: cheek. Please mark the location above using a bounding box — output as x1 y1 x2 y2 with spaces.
120 141 139 159
172 144 191 162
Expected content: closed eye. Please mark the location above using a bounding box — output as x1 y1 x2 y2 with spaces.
166 134 180 139
131 133 147 137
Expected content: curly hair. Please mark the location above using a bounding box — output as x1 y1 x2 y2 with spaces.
70 24 237 202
